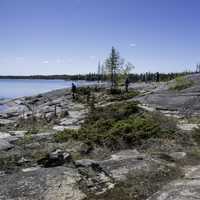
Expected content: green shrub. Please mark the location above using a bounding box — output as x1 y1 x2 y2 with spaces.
109 91 139 102
170 76 194 91
192 126 200 144
54 129 78 142
55 102 177 149
0 154 20 170
27 128 39 135
76 87 92 95
109 88 123 95
84 101 139 123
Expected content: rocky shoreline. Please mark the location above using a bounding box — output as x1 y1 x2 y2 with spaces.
0 88 87 131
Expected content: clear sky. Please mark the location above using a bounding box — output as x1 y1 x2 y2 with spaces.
0 0 200 75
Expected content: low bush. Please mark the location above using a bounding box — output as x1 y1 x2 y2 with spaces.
192 126 200 144
54 102 177 149
0 154 20 170
54 129 78 142
170 76 194 91
109 88 123 95
109 91 139 102
76 87 92 95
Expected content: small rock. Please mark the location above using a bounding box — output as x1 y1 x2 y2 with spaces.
0 132 11 139
79 143 93 154
31 132 55 141
22 167 41 173
17 157 31 165
29 98 40 104
0 139 13 151
37 149 72 167
60 110 69 118
36 94 43 98
75 159 99 168
177 123 199 131
53 125 79 131
109 149 141 161
45 112 56 122
53 125 66 131
0 171 5 176
9 131 27 136
169 152 186 160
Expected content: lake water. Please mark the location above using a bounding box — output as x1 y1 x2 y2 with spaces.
0 79 94 99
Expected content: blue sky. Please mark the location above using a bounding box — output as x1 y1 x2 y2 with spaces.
0 0 200 75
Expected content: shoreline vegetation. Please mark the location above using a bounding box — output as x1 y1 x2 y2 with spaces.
0 71 198 82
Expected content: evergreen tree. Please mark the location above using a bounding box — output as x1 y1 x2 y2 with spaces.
105 47 121 89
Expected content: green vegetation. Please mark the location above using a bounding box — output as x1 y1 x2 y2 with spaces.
192 126 200 144
73 86 138 106
54 129 76 143
0 154 20 170
170 76 194 91
185 147 200 165
16 133 34 152
0 71 196 82
55 101 177 148
108 90 139 101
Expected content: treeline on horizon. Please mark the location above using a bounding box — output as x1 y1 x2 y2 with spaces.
0 71 197 82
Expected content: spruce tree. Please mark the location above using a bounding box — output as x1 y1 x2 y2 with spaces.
105 47 121 89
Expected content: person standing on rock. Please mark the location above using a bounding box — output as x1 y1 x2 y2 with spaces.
125 78 130 92
71 83 77 99
156 72 160 82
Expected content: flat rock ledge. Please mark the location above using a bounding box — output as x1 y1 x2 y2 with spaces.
148 165 200 200
0 167 86 200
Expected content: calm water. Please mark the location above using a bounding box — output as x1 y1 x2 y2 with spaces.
0 79 93 99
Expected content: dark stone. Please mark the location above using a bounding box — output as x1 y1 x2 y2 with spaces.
37 149 72 168
60 110 69 118
75 159 99 168
80 143 93 154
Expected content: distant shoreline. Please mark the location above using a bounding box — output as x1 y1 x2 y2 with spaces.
0 71 197 82
0 75 88 80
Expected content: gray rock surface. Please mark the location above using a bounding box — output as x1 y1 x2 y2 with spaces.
0 166 86 200
0 139 13 151
0 88 87 130
133 74 200 117
148 165 200 200
99 150 151 181
169 152 186 161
